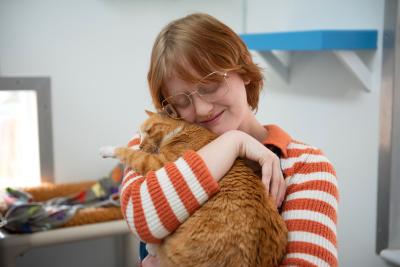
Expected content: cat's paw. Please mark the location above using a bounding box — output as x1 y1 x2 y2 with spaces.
99 146 117 158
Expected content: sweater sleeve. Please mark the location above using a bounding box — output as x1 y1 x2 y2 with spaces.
119 136 220 244
280 142 339 267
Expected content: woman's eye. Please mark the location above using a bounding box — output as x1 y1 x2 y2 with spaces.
172 95 190 108
198 83 219 95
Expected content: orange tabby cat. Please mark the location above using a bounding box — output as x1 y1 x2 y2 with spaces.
110 111 287 267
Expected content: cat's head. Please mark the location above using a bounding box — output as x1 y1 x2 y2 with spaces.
138 110 186 153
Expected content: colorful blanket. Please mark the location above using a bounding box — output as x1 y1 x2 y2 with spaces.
0 164 124 233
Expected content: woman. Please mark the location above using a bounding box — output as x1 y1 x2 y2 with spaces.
120 13 338 267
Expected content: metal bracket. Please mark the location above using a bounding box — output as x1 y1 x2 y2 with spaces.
252 50 291 83
254 50 375 92
333 50 373 92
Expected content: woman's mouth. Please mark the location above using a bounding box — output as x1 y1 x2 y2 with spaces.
200 110 224 125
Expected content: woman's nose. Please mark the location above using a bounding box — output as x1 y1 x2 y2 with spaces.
192 94 213 116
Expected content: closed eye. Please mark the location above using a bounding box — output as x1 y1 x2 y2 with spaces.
198 83 219 95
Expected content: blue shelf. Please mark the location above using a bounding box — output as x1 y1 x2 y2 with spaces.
240 30 378 51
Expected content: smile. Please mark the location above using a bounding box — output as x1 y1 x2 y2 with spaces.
200 110 224 124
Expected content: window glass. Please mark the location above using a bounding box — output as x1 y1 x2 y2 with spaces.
0 91 41 188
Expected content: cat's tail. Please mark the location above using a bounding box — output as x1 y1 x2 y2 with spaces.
99 146 117 158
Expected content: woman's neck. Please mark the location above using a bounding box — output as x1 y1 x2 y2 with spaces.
238 111 268 143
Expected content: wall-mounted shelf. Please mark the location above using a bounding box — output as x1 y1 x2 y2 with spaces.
240 30 378 92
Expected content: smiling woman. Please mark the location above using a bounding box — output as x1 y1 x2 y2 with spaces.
0 77 54 188
121 13 339 267
161 71 230 120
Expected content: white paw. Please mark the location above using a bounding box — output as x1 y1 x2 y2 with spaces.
99 146 116 158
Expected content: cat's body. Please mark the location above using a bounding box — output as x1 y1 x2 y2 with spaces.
113 112 287 267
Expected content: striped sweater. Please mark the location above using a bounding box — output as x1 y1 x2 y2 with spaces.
120 125 339 267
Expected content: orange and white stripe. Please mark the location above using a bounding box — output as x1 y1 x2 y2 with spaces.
127 134 141 149
280 141 338 266
120 150 219 243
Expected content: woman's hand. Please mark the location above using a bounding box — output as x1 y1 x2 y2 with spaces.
196 130 286 207
141 255 160 267
236 131 286 207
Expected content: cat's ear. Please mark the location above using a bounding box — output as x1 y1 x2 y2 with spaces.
145 110 155 116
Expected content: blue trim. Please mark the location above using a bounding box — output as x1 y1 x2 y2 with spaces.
240 30 378 51
139 241 148 261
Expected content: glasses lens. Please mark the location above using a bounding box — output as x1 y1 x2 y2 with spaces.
162 93 192 119
170 94 191 109
162 71 230 119
162 102 180 118
197 72 229 101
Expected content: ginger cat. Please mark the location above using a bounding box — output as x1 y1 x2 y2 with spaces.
109 111 287 267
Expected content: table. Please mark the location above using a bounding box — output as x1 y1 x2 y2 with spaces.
0 220 139 267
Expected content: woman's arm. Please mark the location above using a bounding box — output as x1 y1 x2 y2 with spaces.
198 130 286 206
120 148 219 243
279 142 339 267
120 130 285 243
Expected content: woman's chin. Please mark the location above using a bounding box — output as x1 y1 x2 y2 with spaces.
208 123 237 135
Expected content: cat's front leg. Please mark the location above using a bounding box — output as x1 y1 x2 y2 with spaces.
99 146 117 158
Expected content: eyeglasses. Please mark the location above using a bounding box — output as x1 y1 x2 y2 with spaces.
161 71 230 119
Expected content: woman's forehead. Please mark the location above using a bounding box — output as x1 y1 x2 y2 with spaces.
163 75 196 96
161 59 221 96
167 63 206 82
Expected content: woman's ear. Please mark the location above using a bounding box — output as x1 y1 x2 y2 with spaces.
240 74 251 85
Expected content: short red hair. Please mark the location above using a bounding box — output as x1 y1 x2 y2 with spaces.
147 13 264 112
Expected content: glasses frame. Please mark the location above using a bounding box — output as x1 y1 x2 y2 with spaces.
161 70 230 119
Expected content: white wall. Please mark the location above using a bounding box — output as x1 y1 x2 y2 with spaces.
248 1 388 267
0 0 244 184
0 0 391 266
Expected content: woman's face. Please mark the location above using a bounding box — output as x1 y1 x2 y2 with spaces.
163 71 251 135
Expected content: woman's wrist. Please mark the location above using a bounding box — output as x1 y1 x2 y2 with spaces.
196 130 242 182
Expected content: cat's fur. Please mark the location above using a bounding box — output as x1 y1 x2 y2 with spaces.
113 111 287 267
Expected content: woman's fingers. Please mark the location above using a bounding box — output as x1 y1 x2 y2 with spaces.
269 156 283 206
277 179 287 206
270 160 280 204
142 255 160 267
235 131 287 207
261 162 272 193
261 155 286 207
274 157 286 207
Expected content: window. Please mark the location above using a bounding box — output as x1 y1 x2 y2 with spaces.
0 77 54 188
0 91 40 187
